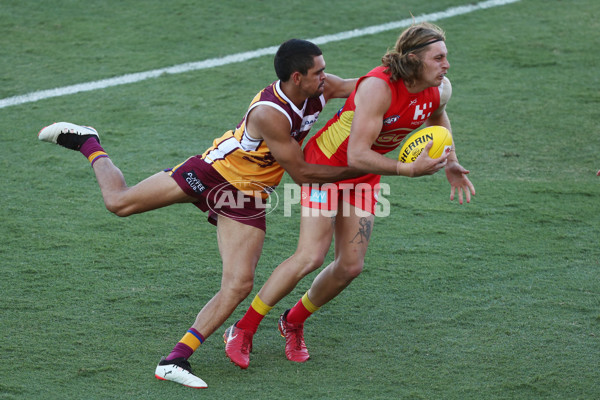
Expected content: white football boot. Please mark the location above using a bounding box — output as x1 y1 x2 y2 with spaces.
38 122 99 150
154 357 207 389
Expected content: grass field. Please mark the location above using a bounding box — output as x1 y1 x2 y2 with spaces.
1 0 599 399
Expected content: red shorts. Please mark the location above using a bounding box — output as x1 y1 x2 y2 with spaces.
167 156 267 231
301 140 381 215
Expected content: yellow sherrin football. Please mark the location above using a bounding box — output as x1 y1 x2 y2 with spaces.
398 126 453 163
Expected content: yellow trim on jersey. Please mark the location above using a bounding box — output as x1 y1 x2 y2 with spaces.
202 128 281 198
315 110 354 158
272 86 287 105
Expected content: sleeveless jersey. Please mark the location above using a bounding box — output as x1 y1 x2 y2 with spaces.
311 66 441 164
202 80 325 198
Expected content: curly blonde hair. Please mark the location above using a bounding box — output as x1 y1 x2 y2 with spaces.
381 22 446 86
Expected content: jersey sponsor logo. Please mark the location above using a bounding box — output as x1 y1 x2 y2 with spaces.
413 102 433 121
300 112 320 132
183 170 206 194
373 131 408 148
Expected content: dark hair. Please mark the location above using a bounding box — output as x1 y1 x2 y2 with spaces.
381 22 446 85
274 39 323 82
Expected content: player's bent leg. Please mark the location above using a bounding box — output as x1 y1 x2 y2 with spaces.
217 217 266 369
157 216 264 386
277 207 373 363
224 211 332 369
256 209 335 307
264 209 335 364
308 206 374 308
193 215 265 342
39 121 196 217
224 210 333 368
94 164 196 217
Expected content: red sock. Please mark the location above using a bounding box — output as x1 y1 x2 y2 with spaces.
285 298 313 325
286 292 321 324
235 295 273 333
236 306 265 334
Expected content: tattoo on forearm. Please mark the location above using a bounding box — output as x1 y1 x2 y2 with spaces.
350 217 372 244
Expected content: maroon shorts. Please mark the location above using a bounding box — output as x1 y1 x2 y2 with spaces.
166 156 267 231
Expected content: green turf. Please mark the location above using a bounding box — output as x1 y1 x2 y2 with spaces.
1 0 599 398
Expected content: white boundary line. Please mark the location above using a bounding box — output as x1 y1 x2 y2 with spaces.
0 0 519 110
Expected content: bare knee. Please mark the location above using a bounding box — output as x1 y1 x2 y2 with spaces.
106 204 132 217
294 250 328 277
222 278 254 303
104 195 135 217
335 260 365 282
107 205 131 217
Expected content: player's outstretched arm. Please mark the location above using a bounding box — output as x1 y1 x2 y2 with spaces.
250 106 360 184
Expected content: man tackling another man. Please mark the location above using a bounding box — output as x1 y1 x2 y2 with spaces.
224 22 475 370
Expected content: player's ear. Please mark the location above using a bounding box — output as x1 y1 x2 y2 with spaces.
291 71 302 86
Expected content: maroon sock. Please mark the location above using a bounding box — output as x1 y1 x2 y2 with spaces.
79 137 108 166
165 342 194 361
165 328 204 361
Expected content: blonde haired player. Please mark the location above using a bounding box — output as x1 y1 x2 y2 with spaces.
225 22 475 368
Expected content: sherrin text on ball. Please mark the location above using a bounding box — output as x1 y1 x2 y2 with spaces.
398 125 453 163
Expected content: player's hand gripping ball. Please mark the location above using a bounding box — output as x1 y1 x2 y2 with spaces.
398 126 453 163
